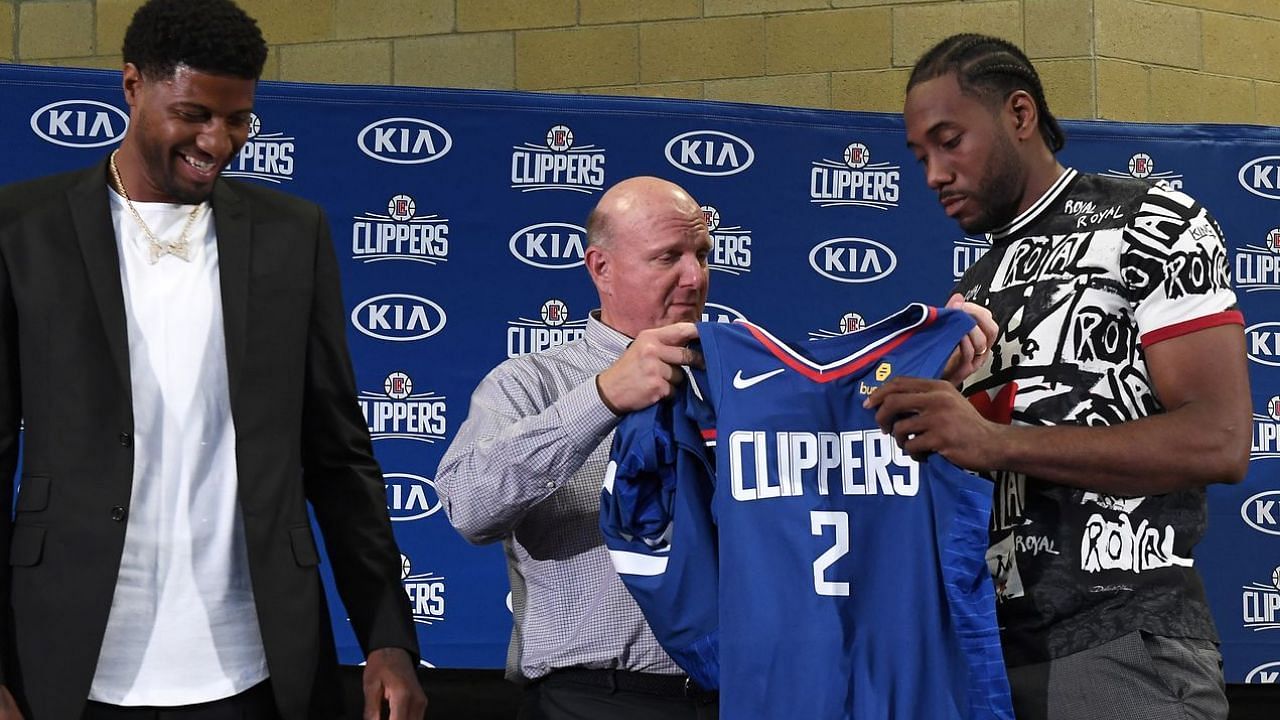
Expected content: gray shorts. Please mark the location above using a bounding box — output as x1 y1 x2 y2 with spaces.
1006 630 1227 720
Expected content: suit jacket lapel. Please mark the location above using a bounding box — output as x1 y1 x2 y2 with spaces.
212 180 250 408
67 158 131 390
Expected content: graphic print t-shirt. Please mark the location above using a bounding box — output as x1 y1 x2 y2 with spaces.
955 169 1242 665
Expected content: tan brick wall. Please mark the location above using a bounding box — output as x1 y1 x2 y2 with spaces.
279 39 392 84
2 0 1279 126
19 1 93 59
0 2 14 61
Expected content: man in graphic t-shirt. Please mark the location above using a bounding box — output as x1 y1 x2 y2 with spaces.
867 33 1250 720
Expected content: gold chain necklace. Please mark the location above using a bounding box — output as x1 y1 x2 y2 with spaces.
108 149 204 264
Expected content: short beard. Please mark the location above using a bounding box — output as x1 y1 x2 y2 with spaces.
960 131 1026 234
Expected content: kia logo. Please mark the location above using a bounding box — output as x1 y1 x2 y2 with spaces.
1242 490 1280 536
30 99 128 148
508 222 586 269
1239 156 1280 200
1246 321 1280 367
665 130 755 177
350 294 446 342
1245 661 1280 683
808 237 897 283
385 473 442 521
357 117 452 165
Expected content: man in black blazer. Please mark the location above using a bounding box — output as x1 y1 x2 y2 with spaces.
0 1 426 718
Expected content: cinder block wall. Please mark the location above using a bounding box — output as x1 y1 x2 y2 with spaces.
1 0 1277 125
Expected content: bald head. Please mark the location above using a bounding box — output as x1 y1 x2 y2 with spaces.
587 176 701 250
583 176 711 337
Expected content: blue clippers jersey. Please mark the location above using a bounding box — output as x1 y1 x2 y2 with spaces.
602 304 1013 720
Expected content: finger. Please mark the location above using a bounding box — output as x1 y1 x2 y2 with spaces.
651 321 700 343
966 327 987 357
667 363 686 385
362 676 383 720
864 376 912 410
386 686 411 720
869 376 940 403
651 343 695 367
961 301 998 346
972 306 998 347
873 396 917 433
888 411 924 435
945 292 966 309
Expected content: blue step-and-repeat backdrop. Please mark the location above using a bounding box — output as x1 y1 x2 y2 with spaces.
2 64 1278 684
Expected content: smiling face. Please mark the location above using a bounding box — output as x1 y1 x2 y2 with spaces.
904 72 1028 234
117 63 256 203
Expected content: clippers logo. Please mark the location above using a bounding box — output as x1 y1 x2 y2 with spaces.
1235 232 1280 293
701 204 752 275
1242 567 1280 632
223 113 295 184
702 301 746 324
358 117 452 165
508 222 586 269
808 312 866 341
1240 156 1280 200
510 124 606 193
400 554 446 625
1128 153 1154 177
351 194 449 265
809 238 897 284
1253 396 1280 461
351 294 447 342
665 130 754 176
1100 152 1183 190
384 473 443 522
1242 490 1280 536
359 372 446 443
809 141 900 209
30 99 128 148
1247 322 1280 367
1245 661 1280 683
507 299 587 357
953 236 992 280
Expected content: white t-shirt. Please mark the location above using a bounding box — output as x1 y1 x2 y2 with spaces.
90 188 268 705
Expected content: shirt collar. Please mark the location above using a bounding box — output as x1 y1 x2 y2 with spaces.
584 310 632 358
988 167 1078 241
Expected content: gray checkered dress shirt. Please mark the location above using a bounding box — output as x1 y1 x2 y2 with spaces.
436 312 681 682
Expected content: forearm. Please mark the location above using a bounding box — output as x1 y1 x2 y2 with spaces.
989 405 1249 496
436 377 618 543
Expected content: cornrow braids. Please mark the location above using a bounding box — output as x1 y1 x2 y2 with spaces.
908 33 1066 153
123 0 268 81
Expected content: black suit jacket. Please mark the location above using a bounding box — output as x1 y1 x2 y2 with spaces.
0 159 417 719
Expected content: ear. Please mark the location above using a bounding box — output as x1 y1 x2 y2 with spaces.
584 245 610 296
122 63 144 110
1006 90 1039 142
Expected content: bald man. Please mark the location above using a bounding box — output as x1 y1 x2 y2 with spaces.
436 177 716 720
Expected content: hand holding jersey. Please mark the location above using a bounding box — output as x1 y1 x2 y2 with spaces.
596 323 703 415
940 293 997 383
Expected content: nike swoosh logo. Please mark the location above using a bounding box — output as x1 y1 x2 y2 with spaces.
732 368 785 390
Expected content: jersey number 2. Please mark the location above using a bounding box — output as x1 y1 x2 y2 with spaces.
810 510 850 596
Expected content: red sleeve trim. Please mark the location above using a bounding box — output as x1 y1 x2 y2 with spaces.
1140 310 1244 348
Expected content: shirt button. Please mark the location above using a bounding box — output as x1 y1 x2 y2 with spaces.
118 432 132 447
545 481 555 488
110 506 127 522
